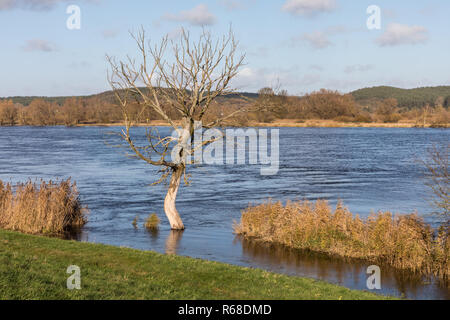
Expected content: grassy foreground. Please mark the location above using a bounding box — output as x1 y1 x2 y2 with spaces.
0 229 390 300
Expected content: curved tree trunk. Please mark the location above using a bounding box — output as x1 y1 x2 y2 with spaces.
164 166 185 230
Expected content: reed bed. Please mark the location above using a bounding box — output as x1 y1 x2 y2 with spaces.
0 179 87 235
144 213 160 230
235 200 449 280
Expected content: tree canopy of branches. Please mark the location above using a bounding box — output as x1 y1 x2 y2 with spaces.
299 89 358 120
107 27 251 229
0 100 17 126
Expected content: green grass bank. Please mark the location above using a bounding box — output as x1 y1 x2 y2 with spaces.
0 229 391 300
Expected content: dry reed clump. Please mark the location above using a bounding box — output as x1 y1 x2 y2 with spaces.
132 215 139 228
144 213 160 230
234 200 449 279
0 179 87 235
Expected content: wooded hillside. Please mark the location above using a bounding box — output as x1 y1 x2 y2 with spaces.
351 86 450 109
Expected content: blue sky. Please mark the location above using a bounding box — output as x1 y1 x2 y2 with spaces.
0 0 449 97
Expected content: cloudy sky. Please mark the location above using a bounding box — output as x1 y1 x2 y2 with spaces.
0 0 449 96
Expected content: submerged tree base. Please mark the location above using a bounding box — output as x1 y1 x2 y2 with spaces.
234 200 449 281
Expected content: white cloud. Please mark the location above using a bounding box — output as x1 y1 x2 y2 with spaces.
68 61 91 68
0 0 14 10
325 79 364 92
238 67 254 78
233 66 320 93
0 0 58 10
218 0 256 12
300 31 332 49
234 67 288 91
0 0 96 11
291 25 350 49
309 64 324 71
282 0 336 17
344 64 374 74
376 23 428 47
419 5 438 17
102 29 119 39
382 8 396 19
219 0 243 11
297 73 321 86
167 27 184 40
325 25 351 35
247 46 270 58
22 39 56 52
164 4 216 26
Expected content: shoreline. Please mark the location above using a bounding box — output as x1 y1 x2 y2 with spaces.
73 120 448 128
1 120 448 129
0 229 390 300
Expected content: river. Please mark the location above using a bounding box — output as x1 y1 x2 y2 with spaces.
1 126 448 299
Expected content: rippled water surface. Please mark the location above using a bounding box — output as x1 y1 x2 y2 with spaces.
1 126 449 299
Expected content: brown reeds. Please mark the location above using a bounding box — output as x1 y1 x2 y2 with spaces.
0 179 87 235
234 200 449 280
144 213 160 230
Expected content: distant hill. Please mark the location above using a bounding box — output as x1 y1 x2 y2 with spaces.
3 85 450 110
0 89 259 106
351 86 450 109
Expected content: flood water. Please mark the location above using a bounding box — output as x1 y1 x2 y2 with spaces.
1 126 449 300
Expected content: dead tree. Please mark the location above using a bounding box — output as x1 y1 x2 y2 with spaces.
107 28 254 230
423 145 449 227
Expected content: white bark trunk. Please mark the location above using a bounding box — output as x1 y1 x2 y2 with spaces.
163 117 192 230
164 167 185 230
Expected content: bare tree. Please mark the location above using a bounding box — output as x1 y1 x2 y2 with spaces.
60 98 85 126
107 27 256 230
28 99 57 126
0 100 17 126
250 86 289 122
423 145 449 227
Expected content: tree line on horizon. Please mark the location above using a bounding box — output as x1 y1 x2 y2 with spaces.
352 86 450 110
0 87 449 127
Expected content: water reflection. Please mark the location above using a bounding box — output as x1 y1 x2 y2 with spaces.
145 228 160 239
236 236 449 300
62 228 84 241
165 230 184 255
